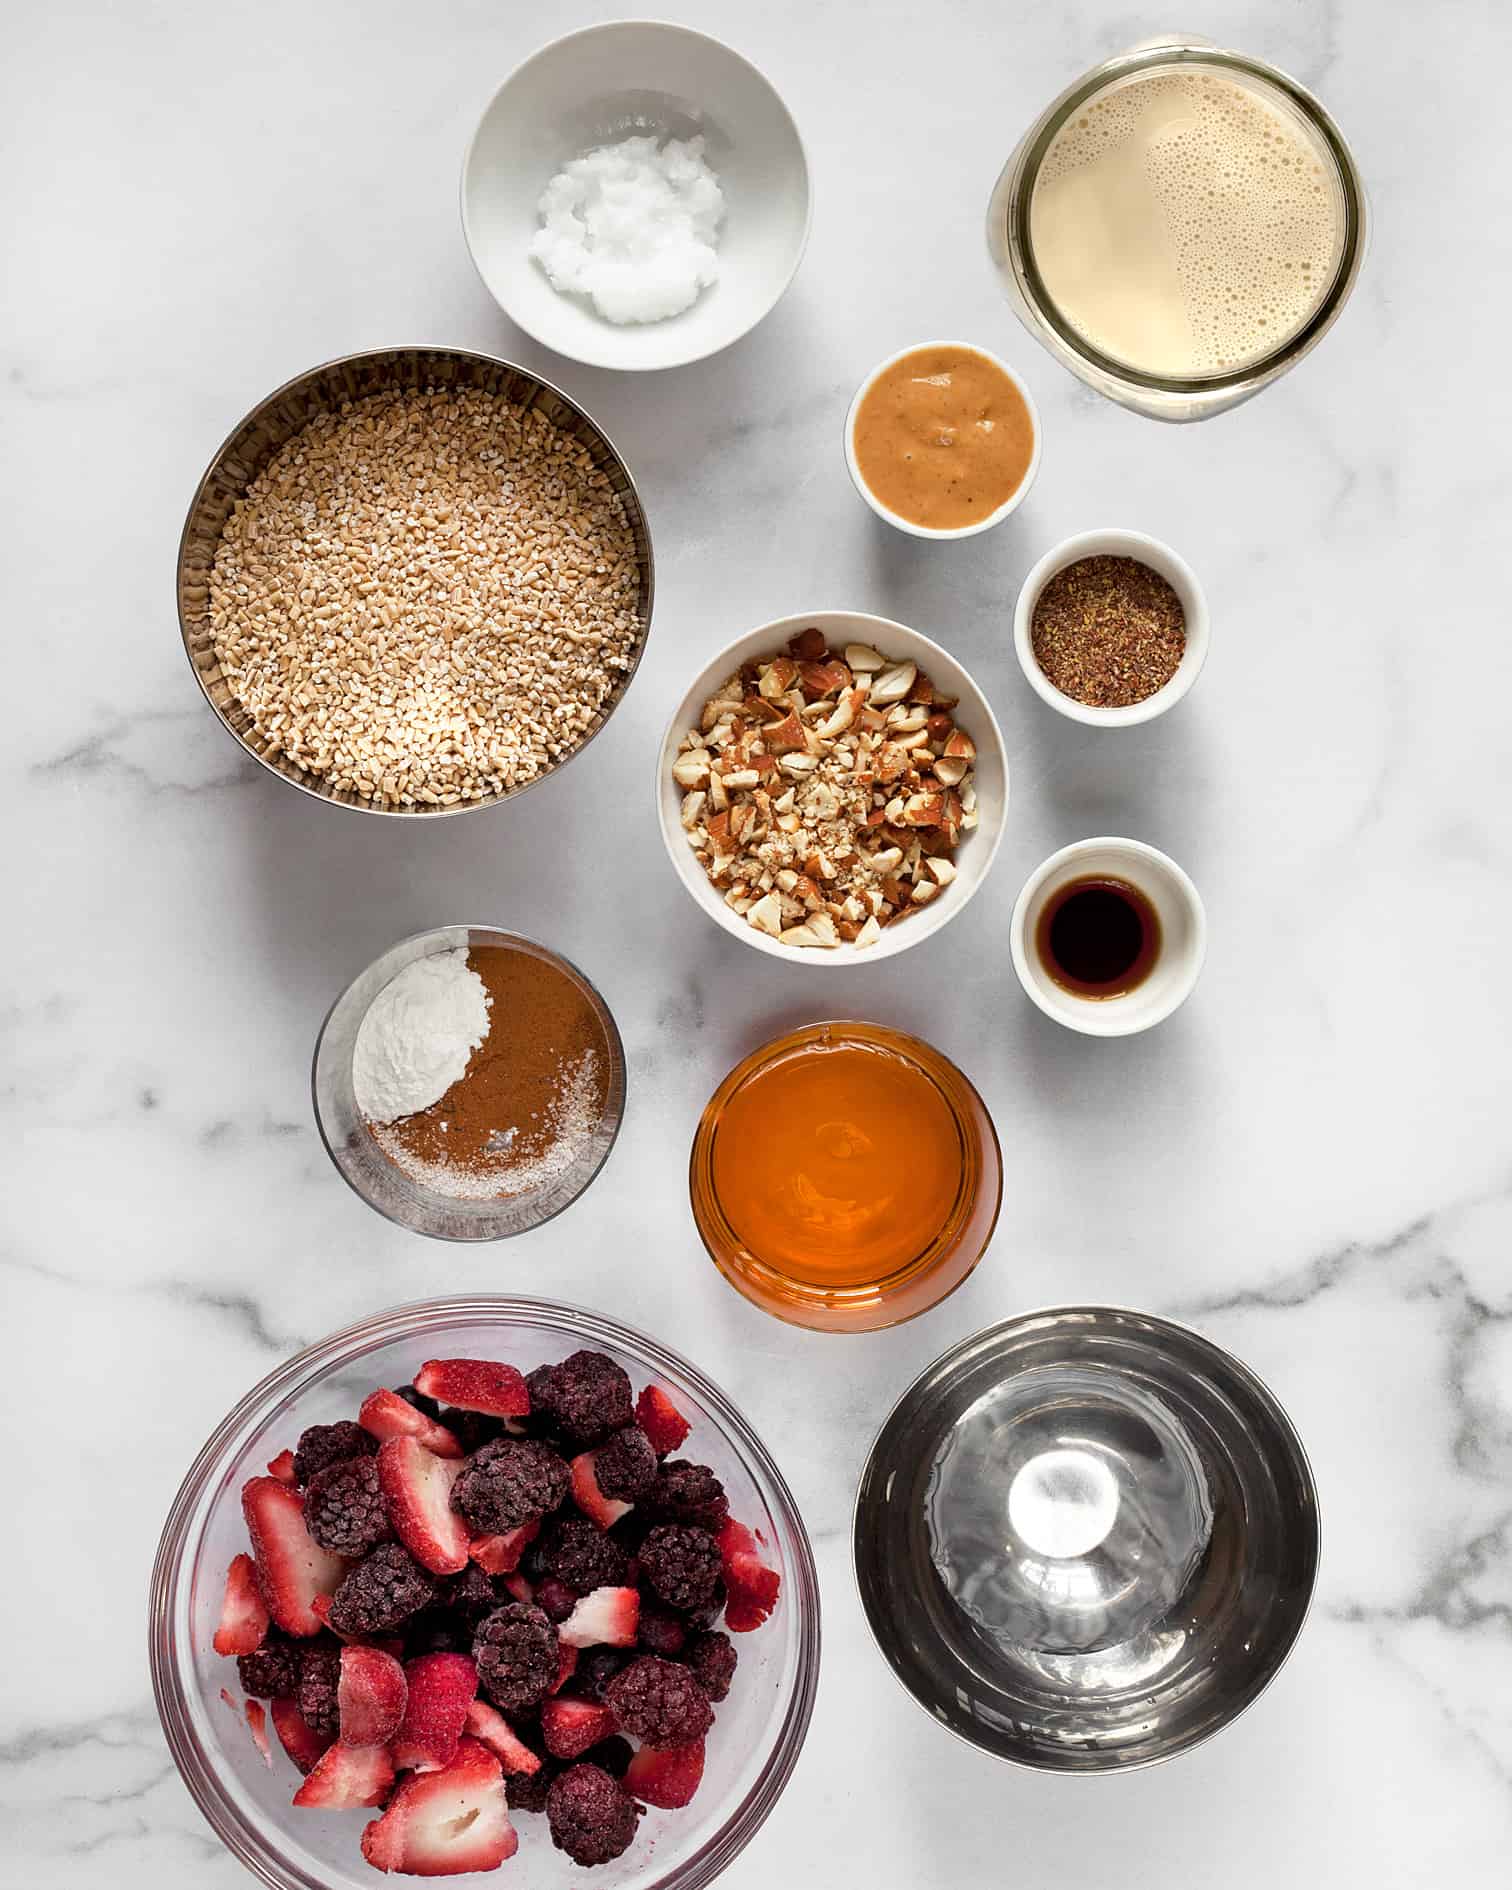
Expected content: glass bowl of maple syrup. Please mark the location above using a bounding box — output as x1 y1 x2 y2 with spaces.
689 1021 1002 1332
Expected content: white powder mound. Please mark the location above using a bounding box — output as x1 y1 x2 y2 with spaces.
529 134 725 325
353 949 491 1124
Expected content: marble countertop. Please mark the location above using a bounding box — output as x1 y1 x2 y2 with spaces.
7 0 1510 1883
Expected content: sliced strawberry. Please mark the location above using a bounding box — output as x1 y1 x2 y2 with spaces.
338 1645 408 1748
501 1572 534 1605
570 1451 631 1529
635 1384 690 1456
414 1358 530 1420
539 1695 615 1759
716 1517 781 1632
468 1518 539 1576
291 1738 395 1809
270 1696 333 1775
361 1737 516 1876
559 1585 640 1650
626 1740 704 1809
241 1477 345 1637
266 1449 298 1486
463 1700 542 1777
359 1388 463 1460
390 1653 478 1774
243 1699 273 1769
213 1553 270 1656
377 1436 469 1574
552 1644 578 1695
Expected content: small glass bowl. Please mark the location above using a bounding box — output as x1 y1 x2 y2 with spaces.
689 1021 1002 1332
313 926 626 1241
149 1295 820 1890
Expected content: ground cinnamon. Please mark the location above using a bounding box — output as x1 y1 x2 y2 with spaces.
372 946 609 1198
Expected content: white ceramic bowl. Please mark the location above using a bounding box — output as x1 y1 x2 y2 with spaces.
844 342 1042 539
462 21 811 372
1013 529 1209 725
1010 837 1206 1036
657 611 1010 965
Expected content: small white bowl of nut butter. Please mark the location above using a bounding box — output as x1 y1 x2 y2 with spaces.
657 611 1009 964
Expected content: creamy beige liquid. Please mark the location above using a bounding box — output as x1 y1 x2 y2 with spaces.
1029 70 1345 378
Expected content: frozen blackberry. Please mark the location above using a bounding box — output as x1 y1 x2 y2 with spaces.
592 1425 657 1501
297 1643 342 1737
292 1420 376 1486
547 1763 641 1867
687 1577 727 1629
604 1656 713 1747
637 1604 688 1657
473 1603 560 1714
328 1543 437 1636
506 1761 556 1816
453 1438 569 1536
532 1351 633 1445
581 1735 633 1780
541 1517 630 1596
574 1646 629 1703
646 1460 729 1531
305 1455 390 1556
639 1524 723 1612
683 1629 737 1703
236 1630 301 1699
439 1561 501 1623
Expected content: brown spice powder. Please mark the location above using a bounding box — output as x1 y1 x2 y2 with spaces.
1030 554 1186 708
373 946 609 1198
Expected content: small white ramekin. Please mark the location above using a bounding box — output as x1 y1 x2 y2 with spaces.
844 341 1042 540
1013 529 1209 726
1010 837 1206 1037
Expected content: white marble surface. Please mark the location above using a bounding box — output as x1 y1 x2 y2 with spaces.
6 0 1511 1882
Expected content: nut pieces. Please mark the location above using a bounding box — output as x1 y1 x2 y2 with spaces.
672 628 980 949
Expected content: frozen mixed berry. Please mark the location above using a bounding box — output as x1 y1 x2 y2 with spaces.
296 1642 342 1737
637 1604 688 1657
236 1629 301 1700
474 1602 561 1715
687 1577 727 1629
402 1610 472 1658
534 1578 578 1623
605 1656 713 1747
646 1460 729 1531
439 1562 501 1623
581 1735 633 1780
453 1438 570 1536
683 1629 737 1704
547 1762 641 1867
574 1646 629 1703
532 1351 633 1445
592 1425 657 1501
541 1517 630 1596
304 1455 390 1557
291 1419 376 1486
506 1760 556 1816
441 1408 506 1454
328 1542 437 1637
639 1524 723 1612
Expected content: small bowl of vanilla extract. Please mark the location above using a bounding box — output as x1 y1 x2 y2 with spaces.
1010 837 1206 1037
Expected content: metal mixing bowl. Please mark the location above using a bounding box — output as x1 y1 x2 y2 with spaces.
176 346 654 816
853 1305 1318 1773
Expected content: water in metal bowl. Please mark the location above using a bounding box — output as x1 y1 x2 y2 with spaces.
853 1306 1318 1772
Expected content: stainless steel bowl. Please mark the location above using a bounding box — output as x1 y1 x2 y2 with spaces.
853 1306 1318 1773
176 346 654 816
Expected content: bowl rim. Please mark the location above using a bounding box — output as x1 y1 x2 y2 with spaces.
849 1299 1321 1776
842 339 1043 539
1008 836 1208 1036
1012 527 1209 726
655 608 1011 965
175 344 656 817
149 1293 821 1890
310 925 629 1240
459 19 814 372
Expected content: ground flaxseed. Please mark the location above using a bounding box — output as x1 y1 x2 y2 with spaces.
1030 554 1186 708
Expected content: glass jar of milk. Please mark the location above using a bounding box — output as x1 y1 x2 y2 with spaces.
987 38 1368 422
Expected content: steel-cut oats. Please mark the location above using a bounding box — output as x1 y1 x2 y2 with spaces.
209 387 643 806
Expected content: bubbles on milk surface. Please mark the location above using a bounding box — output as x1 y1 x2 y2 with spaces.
1031 71 1344 378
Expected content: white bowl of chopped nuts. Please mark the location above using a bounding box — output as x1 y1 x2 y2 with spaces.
658 612 1009 962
